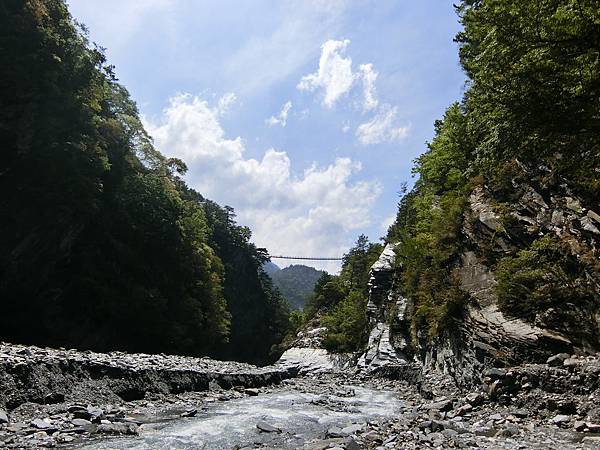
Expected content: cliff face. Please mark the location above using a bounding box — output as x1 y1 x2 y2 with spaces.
359 171 600 386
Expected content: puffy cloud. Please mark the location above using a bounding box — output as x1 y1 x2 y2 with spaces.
145 94 382 271
266 100 293 127
356 105 410 145
359 63 378 111
298 40 382 113
297 39 355 108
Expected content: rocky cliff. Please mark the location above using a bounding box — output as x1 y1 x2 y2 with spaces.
359 169 600 387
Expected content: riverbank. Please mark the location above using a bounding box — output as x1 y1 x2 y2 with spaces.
2 343 600 448
0 342 297 448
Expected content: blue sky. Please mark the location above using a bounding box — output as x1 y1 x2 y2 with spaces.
68 0 465 272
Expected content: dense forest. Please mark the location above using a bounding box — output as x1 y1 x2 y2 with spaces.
386 0 600 344
0 0 291 364
268 264 325 311
291 235 382 353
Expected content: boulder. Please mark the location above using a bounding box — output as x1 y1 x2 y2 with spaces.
256 421 281 433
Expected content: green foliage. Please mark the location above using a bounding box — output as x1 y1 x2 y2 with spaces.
300 236 381 353
496 235 596 316
322 291 369 353
340 234 383 295
388 1 600 344
0 0 289 362
456 0 600 201
388 104 473 342
269 265 326 310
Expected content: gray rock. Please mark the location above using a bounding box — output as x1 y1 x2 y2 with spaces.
512 409 529 418
465 393 484 407
587 422 600 433
494 426 518 438
96 422 139 435
180 408 197 417
71 418 92 427
483 368 507 379
344 438 362 450
550 414 571 425
427 398 453 412
455 404 473 416
547 353 570 366
341 423 364 435
256 421 281 433
0 409 8 424
244 388 260 396
30 419 51 430
327 426 344 438
574 420 586 432
87 405 104 422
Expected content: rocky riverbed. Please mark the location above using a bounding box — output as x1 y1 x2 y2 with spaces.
0 342 297 448
1 343 600 449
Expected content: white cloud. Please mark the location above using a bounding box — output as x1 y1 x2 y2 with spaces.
217 92 237 116
356 105 410 145
266 100 293 127
297 40 383 113
359 63 378 111
297 39 356 108
145 94 382 271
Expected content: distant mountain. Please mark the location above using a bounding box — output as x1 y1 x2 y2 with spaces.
269 264 326 310
262 261 281 276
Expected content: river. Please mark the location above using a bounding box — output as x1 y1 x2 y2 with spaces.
78 381 403 449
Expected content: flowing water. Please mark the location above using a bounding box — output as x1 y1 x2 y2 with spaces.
79 384 404 449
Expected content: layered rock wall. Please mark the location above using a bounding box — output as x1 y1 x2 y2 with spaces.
0 343 298 410
359 177 600 387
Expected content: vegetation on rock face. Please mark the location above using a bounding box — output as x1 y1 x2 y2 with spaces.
496 235 600 348
0 0 290 363
387 0 600 345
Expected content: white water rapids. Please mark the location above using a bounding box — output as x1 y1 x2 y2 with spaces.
79 384 404 449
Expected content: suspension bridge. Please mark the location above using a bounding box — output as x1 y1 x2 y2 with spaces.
270 255 343 261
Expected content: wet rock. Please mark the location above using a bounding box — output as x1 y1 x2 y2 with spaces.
244 388 260 396
180 408 197 417
0 409 8 424
256 420 281 433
